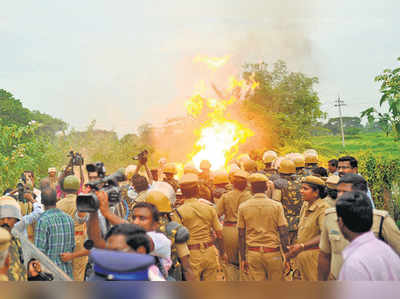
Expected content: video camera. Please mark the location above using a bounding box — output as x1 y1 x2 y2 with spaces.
16 173 34 203
132 150 148 162
67 151 84 167
76 169 126 213
86 162 106 178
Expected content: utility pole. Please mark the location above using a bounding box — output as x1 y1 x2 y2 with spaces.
334 95 346 148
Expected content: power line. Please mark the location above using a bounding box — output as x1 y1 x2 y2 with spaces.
334 95 346 148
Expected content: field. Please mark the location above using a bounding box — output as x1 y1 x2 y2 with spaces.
311 132 400 160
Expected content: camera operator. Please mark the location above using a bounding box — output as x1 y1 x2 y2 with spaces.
5 174 44 243
23 171 41 205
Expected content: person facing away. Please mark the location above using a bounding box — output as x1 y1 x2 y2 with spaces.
34 188 75 278
337 191 400 281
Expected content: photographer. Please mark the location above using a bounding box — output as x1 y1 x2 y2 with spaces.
57 151 85 200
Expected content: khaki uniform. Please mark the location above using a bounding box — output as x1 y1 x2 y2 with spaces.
57 194 88 281
216 189 252 280
323 196 336 208
172 198 222 281
237 193 288 281
8 236 27 281
319 208 400 280
295 198 329 281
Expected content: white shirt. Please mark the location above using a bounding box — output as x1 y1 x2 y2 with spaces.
339 231 400 281
13 201 43 238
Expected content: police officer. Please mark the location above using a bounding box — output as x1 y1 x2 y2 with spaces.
197 160 214 202
304 153 318 176
238 173 289 281
323 175 340 208
293 155 306 179
217 170 252 281
163 163 179 192
57 175 88 281
242 159 258 174
271 159 302 245
0 228 11 281
213 171 230 201
262 151 278 178
0 197 27 281
144 189 195 281
286 176 329 281
318 173 400 280
172 174 225 281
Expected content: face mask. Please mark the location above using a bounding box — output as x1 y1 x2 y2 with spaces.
327 188 337 200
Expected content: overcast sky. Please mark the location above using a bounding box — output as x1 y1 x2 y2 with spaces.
1 0 399 136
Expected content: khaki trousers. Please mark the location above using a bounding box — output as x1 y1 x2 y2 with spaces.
222 225 240 281
294 249 319 281
246 250 284 281
189 245 219 281
73 234 88 281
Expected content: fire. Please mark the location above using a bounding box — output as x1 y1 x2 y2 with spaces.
194 55 231 70
186 55 257 170
191 119 254 171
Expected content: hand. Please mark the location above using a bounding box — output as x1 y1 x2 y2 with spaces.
60 252 74 262
219 252 228 264
285 244 303 259
240 260 249 274
24 192 35 203
267 180 275 192
28 260 42 277
96 191 110 215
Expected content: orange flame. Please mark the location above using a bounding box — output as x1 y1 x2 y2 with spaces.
185 59 257 170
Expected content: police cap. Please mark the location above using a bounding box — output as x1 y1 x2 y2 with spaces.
179 174 199 189
302 175 325 187
248 173 268 183
326 175 340 189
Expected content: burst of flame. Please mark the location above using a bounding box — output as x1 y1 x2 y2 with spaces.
185 59 257 170
194 55 231 70
191 119 254 171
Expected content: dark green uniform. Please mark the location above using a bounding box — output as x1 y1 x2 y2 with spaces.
8 236 27 281
278 175 303 245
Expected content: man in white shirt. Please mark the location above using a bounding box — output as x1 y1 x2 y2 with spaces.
337 191 400 281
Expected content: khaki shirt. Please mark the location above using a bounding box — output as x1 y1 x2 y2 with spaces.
172 198 222 245
296 198 329 244
323 196 336 208
216 189 252 222
319 208 400 279
8 236 27 281
237 193 288 248
57 194 86 233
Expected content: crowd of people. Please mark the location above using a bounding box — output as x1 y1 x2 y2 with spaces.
0 149 399 281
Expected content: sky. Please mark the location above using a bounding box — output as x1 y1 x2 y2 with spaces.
1 0 399 136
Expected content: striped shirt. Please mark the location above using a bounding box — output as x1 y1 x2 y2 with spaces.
34 208 75 278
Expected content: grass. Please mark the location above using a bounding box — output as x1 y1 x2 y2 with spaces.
311 132 400 159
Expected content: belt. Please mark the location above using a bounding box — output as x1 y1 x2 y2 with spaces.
223 221 237 227
75 231 85 236
247 246 280 253
188 241 214 250
307 245 319 251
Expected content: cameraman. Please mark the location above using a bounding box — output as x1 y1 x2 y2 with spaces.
23 171 41 205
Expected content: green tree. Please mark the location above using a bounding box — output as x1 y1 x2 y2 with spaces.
361 57 400 140
0 89 31 126
239 61 325 150
0 89 67 136
323 117 364 135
